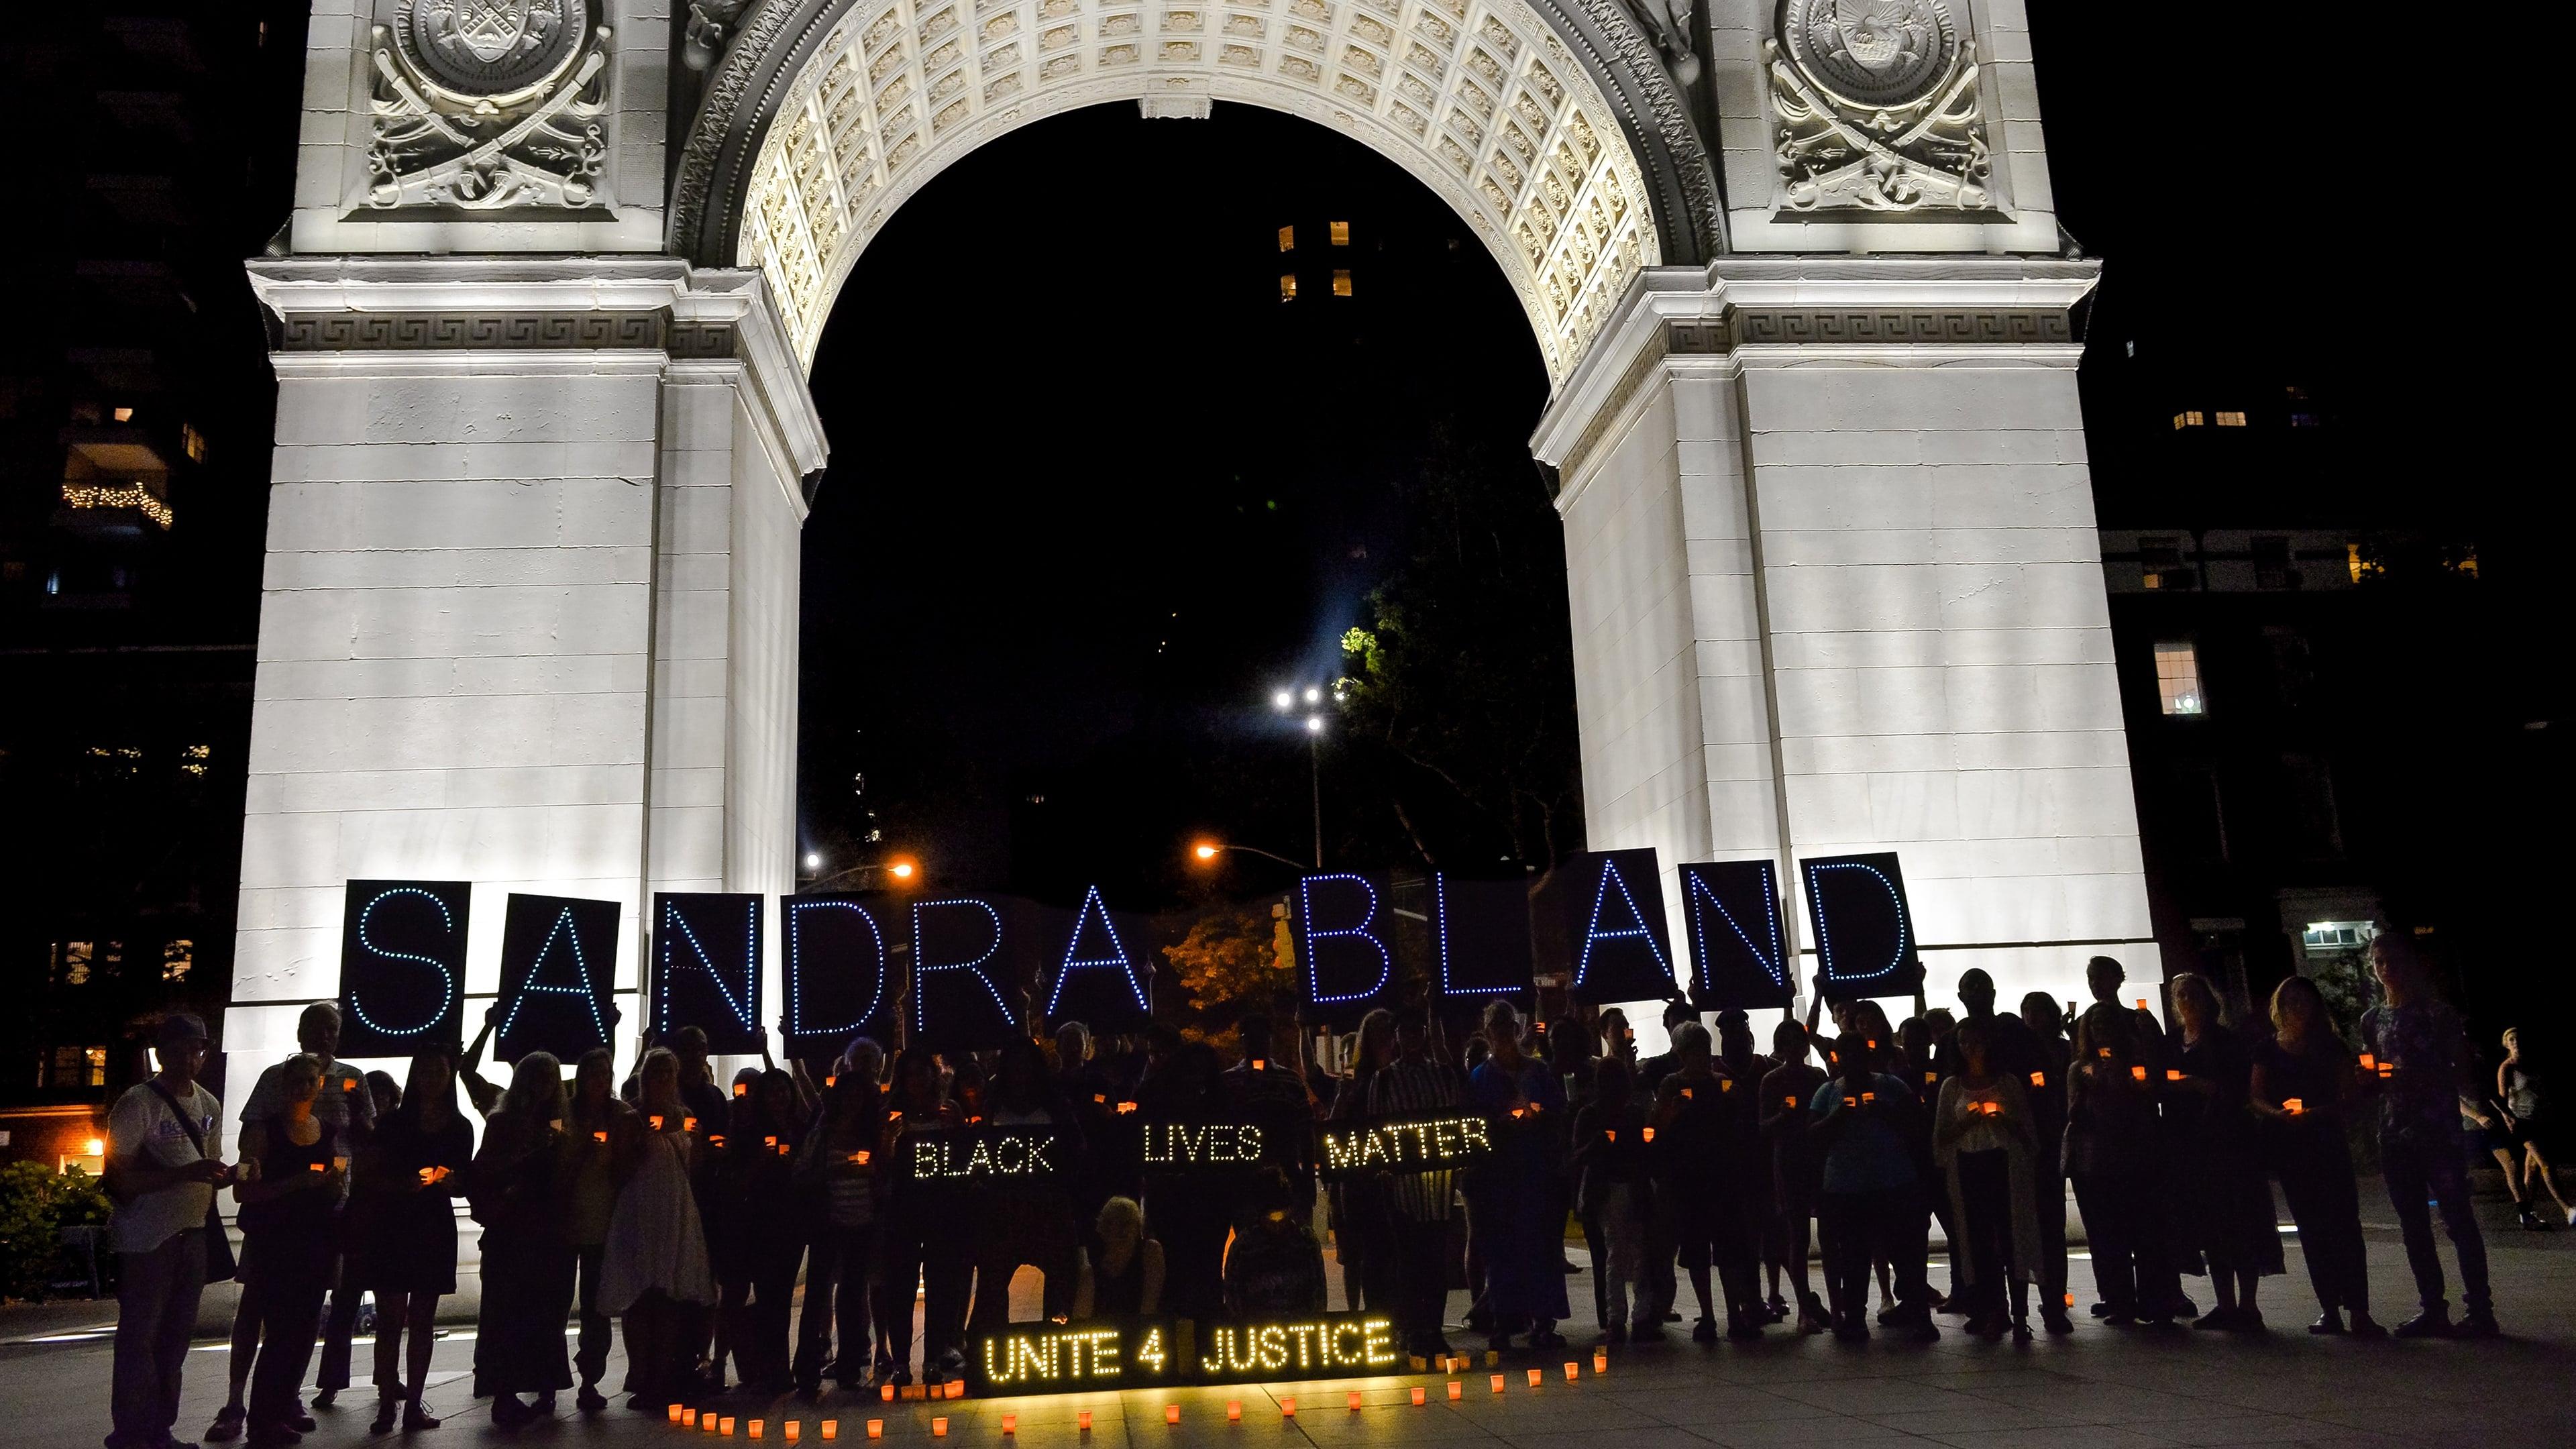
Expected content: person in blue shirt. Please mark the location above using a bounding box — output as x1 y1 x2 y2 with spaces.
1807 1001 1937 1341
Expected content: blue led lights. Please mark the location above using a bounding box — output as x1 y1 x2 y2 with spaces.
1574 858 1670 992
1296 873 1392 1005
785 897 890 1038
1685 863 1788 993
349 887 458 1038
659 898 758 1032
910 898 1018 1035
1047 885 1149 1018
1806 860 1911 983
500 904 609 1047
1432 874 1519 998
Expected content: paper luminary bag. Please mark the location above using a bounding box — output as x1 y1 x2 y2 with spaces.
1678 859 1794 1010
1798 852 1925 1001
1035 885 1152 1034
651 892 767 1054
1538 848 1682 1006
337 880 471 1055
494 893 623 1061
779 892 903 1051
1290 871 1403 1027
1428 873 1536 1007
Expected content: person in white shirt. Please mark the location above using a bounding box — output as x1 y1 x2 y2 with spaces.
107 1012 231 1449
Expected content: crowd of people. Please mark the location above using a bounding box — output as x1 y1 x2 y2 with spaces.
100 931 2546 1449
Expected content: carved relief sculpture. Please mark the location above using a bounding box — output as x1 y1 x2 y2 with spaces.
1621 0 1701 87
367 0 614 209
1766 0 1993 214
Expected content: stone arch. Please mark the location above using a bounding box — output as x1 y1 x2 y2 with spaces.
667 0 1723 384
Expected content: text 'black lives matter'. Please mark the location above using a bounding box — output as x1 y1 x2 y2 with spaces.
338 881 470 1055
494 893 622 1061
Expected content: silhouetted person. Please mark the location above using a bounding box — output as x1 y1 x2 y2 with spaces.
107 1012 230 1449
2017 991 2075 1332
1808 1004 1936 1341
1759 1020 1829 1333
2359 934 2497 1337
2165 973 2281 1332
1934 1019 2039 1339
2252 977 2381 1336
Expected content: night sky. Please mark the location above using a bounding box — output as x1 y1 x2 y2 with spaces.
792 11 2494 910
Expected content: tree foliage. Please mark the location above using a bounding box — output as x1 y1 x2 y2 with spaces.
1159 902 1293 1047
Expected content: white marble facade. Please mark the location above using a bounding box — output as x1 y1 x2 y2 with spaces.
227 0 2154 1071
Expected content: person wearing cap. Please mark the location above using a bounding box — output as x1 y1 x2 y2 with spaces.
107 1012 231 1449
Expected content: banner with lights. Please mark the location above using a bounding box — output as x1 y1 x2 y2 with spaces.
970 1318 1191 1394
1428 873 1536 1006
1540 848 1680 1006
780 892 902 1051
1291 871 1401 1026
493 893 622 1062
1678 859 1795 1010
337 880 471 1055
898 1125 1065 1183
1799 851 1924 1001
651 892 766 1055
1038 885 1154 1034
1195 1313 1404 1383
909 895 1033 1051
1314 1110 1497 1182
1136 1118 1269 1174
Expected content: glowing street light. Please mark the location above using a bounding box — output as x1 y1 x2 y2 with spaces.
1189 839 1309 871
1305 715 1324 733
1273 689 1294 710
1193 842 1220 861
804 853 822 869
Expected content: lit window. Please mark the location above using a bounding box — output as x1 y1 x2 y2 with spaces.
85 1046 107 1086
58 942 94 987
2215 411 2247 427
1279 274 1297 302
1277 226 1294 252
2285 384 2309 401
112 406 133 423
2347 542 2383 584
179 742 210 777
162 940 194 982
1330 221 1350 246
2154 641 2205 716
181 423 207 462
2172 411 2204 429
2289 413 2320 428
1332 269 1352 297
2139 535 2186 591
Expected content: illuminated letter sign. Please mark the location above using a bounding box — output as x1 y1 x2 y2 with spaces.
1429 873 1534 1004
337 880 470 1055
910 897 1024 1050
900 1126 1063 1183
1138 1120 1267 1172
965 1318 1189 1393
652 892 765 1054
1551 848 1680 1005
494 893 622 1061
1293 872 1397 1024
1313 1111 1497 1182
1800 851 1923 1001
781 893 898 1049
1040 885 1151 1032
1678 859 1794 1010
1194 1314 1402 1383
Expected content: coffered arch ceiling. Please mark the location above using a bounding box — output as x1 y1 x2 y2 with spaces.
669 0 1722 386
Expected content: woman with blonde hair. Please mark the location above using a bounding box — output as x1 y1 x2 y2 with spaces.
1073 1196 1165 1317
2251 976 2379 1335
602 1046 717 1411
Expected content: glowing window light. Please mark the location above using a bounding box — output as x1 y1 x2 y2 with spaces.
1332 269 1352 297
2154 641 2204 716
350 888 457 1038
1329 221 1349 246
1047 884 1149 1018
1279 273 1297 301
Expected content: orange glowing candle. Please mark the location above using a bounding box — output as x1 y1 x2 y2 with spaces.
1411 1388 1427 1407
1448 1382 1463 1400
672 1405 686 1424
1593 1348 1608 1373
1562 1362 1578 1382
881 1386 895 1403
861 1421 877 1440
1489 1375 1505 1393
2166 1070 2182 1082
722 1417 737 1436
686 1410 700 1428
1347 1391 1364 1411
751 1421 765 1440
1527 1368 1542 1388
704 1418 718 1436
1642 1126 1655 1142
1226 1401 1242 1422
788 1424 802 1444
2284 1097 2305 1116
2029 1071 2045 1087
1000 1416 1016 1436
1077 1411 1093 1432
1165 1405 1181 1426
826 1424 843 1443
1279 1397 1296 1417
1860 1091 1875 1104
947 1382 965 1401
2131 1065 2147 1081
931 1417 947 1438
2360 1053 2376 1070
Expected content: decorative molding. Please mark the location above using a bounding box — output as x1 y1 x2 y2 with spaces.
1765 0 1996 217
272 311 666 351
365 4 615 211
1735 306 2068 344
1556 315 1733 482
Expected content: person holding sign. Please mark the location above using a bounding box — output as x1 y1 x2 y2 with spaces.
2251 976 2380 1336
873 1047 970 1388
1570 1055 1654 1342
792 1040 886 1398
600 1049 718 1411
343 1051 472 1432
470 1055 580 1427
1651 1023 1762 1342
1364 1008 1470 1359
969 1039 1087 1334
228 1055 344 1448
563 1047 639 1411
1465 1001 1570 1351
1806 1005 1936 1342
1759 1022 1829 1335
1138 1040 1237 1325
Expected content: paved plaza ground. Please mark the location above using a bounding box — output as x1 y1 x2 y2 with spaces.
8 1183 2572 1449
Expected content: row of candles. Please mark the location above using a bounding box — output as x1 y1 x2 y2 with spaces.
659 1348 1617 1439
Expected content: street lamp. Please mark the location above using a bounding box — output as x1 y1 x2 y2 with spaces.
804 857 922 891
1271 686 1330 867
1189 839 1311 871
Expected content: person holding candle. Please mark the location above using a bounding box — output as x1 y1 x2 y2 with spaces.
2356 933 2498 1337
718 1068 812 1393
1932 1020 2039 1340
872 1046 969 1388
1807 1004 1935 1341
602 1047 718 1411
1571 1055 1654 1342
470 1053 580 1426
105 1012 230 1449
2251 976 2381 1336
2163 973 2281 1332
794 1040 885 1398
564 1046 640 1412
2015 993 2076 1333
969 1038 1086 1335
1651 1023 1762 1341
229 1054 345 1448
345 1051 473 1432
1759 1021 1829 1334
1466 999 1572 1350
2064 1004 2181 1326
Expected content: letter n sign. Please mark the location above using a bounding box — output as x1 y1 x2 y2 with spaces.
1799 852 1923 1001
1679 860 1793 1010
653 892 765 1053
495 894 622 1061
338 880 470 1055
1293 873 1398 1026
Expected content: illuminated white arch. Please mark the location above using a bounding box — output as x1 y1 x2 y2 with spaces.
727 0 1671 384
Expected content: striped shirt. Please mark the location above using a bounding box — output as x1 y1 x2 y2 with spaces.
1365 1056 1468 1221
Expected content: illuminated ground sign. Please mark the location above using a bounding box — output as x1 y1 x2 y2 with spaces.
1314 1112 1495 1182
969 1318 1188 1393
1138 1120 1265 1170
1195 1314 1402 1382
900 1126 1064 1182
